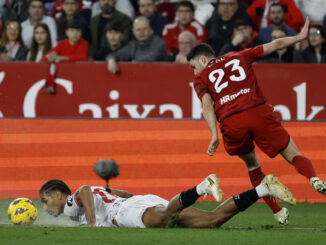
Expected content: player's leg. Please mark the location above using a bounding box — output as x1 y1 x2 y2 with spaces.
220 108 285 222
179 174 296 228
281 137 326 195
142 174 222 228
248 105 298 224
177 198 238 228
239 150 287 224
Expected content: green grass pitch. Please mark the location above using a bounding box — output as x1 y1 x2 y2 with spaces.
1 199 326 245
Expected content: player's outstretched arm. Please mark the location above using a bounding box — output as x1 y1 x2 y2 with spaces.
110 188 133 198
75 185 96 227
202 93 219 156
263 17 310 56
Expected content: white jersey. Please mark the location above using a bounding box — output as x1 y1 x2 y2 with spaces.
64 186 126 227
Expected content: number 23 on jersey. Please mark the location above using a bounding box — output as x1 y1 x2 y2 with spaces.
208 59 247 94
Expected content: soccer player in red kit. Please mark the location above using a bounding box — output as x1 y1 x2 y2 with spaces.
187 17 326 225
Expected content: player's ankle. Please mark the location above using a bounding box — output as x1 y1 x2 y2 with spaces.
255 183 269 198
196 181 207 196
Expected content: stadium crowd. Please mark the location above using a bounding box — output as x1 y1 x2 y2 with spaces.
0 0 326 64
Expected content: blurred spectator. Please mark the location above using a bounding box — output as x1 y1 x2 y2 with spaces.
295 0 326 24
293 25 326 63
0 0 5 15
107 16 168 74
21 0 57 49
175 30 196 64
246 0 304 32
241 0 255 8
89 0 131 59
41 19 88 62
190 0 214 25
27 23 52 61
156 0 176 22
206 0 251 55
260 27 293 62
129 0 138 12
91 0 135 20
94 21 124 60
2 0 29 24
44 0 57 13
0 19 28 61
51 0 93 23
218 18 261 55
162 1 208 55
138 0 168 37
258 2 296 44
0 0 4 29
57 0 90 42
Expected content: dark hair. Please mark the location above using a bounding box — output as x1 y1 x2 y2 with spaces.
138 0 155 4
29 0 44 8
66 19 83 30
29 23 52 61
272 26 288 36
106 21 124 33
0 19 25 49
176 1 195 12
308 25 326 54
63 0 77 3
269 3 285 13
233 18 252 29
39 179 72 195
187 43 216 61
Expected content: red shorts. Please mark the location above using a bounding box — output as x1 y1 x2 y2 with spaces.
220 104 290 158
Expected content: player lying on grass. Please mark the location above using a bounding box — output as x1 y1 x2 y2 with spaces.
39 174 295 228
187 16 326 225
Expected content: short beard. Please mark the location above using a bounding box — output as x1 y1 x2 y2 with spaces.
102 6 115 15
271 19 282 26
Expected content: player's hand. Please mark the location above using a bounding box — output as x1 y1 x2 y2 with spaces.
175 53 188 64
207 136 219 156
232 32 245 46
107 58 119 74
47 52 58 62
298 16 310 41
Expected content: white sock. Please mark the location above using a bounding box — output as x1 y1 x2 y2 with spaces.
255 183 269 198
196 181 207 196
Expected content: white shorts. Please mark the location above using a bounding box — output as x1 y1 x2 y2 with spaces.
114 194 169 228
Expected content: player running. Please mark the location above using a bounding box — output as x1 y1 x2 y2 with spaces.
187 17 326 226
39 174 295 228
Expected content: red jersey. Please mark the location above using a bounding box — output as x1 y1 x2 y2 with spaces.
246 0 304 32
41 38 89 62
162 19 208 54
194 45 266 122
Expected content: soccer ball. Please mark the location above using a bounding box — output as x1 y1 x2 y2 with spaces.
8 198 38 225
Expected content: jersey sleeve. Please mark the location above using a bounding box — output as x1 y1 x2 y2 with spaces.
239 45 264 63
64 194 82 218
193 76 209 100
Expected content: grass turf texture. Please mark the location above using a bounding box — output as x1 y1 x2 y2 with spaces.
1 199 326 245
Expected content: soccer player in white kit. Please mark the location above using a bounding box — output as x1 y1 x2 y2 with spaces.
39 174 295 228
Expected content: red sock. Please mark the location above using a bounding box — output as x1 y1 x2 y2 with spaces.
292 155 316 179
249 167 282 213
